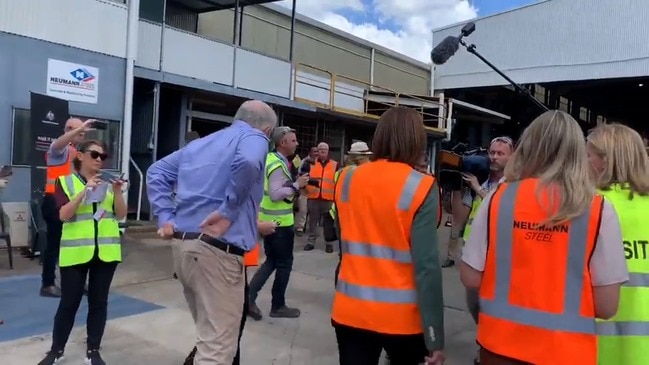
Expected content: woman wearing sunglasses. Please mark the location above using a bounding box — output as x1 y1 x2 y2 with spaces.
38 140 127 365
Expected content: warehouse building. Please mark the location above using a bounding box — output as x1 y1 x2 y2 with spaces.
0 0 447 223
432 0 649 146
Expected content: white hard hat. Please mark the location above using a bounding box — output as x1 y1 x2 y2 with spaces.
348 141 372 155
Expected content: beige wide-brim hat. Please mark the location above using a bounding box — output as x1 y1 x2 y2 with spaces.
348 141 372 155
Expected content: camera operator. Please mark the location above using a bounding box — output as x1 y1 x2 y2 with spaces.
460 135 513 365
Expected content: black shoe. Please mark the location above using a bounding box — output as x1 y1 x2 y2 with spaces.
269 305 301 318
248 302 263 321
37 350 64 365
183 347 197 365
84 349 105 365
304 243 315 251
441 258 455 268
325 244 334 253
40 286 62 298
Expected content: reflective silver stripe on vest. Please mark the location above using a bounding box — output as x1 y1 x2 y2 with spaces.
597 321 649 336
337 169 430 304
626 272 649 288
340 240 412 263
60 236 121 247
64 175 76 196
259 207 293 216
480 181 596 334
67 212 115 222
595 272 649 336
336 280 417 304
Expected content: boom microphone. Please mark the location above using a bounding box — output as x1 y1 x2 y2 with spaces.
431 36 460 65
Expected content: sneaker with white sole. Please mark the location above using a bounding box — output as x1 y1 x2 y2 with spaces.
37 350 64 365
84 349 106 365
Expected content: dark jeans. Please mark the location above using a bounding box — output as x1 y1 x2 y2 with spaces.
51 258 118 352
232 271 250 365
333 321 428 365
248 226 295 310
41 194 63 287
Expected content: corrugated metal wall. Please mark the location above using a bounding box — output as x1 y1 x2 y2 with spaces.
166 3 198 32
433 0 649 89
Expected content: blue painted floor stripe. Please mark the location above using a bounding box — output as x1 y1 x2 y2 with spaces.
0 275 164 342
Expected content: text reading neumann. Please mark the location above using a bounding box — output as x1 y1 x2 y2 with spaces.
513 220 568 243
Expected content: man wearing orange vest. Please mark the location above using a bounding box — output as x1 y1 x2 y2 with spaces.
40 117 95 297
304 142 338 252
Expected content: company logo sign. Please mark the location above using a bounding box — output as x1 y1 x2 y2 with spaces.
46 59 99 104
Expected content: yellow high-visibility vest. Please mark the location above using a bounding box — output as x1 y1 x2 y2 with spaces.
259 153 294 227
58 174 121 267
597 185 649 365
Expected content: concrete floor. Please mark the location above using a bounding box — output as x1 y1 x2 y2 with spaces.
0 227 478 365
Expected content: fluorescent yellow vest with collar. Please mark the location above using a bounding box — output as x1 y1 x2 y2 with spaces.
259 153 294 227
58 174 122 267
597 185 649 365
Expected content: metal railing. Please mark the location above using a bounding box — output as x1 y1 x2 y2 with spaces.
292 63 445 134
129 156 144 221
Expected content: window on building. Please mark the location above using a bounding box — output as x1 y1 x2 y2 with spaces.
534 85 546 103
580 107 590 123
559 97 570 113
10 108 122 169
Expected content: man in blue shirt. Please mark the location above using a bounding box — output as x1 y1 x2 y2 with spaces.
146 100 276 365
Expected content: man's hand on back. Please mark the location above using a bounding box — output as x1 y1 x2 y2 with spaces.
199 211 232 238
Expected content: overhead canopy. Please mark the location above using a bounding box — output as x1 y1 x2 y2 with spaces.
169 0 281 13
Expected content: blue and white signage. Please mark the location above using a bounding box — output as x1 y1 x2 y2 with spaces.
46 59 99 104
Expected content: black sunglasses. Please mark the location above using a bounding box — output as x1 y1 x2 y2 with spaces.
85 150 109 161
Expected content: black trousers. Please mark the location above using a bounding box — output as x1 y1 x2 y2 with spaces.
51 258 118 352
232 270 249 365
248 226 295 310
333 321 428 365
41 194 63 287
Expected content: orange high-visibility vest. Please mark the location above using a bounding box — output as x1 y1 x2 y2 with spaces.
307 160 337 200
331 160 435 334
243 243 260 267
479 178 602 365
45 145 77 194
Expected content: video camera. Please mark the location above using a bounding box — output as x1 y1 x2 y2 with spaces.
437 142 490 191
299 159 321 187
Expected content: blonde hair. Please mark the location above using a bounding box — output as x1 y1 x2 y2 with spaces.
504 110 594 226
587 123 649 197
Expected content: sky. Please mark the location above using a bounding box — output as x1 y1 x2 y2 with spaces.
276 0 539 63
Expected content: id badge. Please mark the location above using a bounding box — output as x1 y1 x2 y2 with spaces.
94 207 106 221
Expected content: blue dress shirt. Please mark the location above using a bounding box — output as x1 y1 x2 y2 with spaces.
146 120 268 251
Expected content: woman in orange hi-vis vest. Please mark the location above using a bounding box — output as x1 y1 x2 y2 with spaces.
460 110 629 365
332 107 445 365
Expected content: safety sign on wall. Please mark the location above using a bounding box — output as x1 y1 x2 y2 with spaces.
46 59 99 104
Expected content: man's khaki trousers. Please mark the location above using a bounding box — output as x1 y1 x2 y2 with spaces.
172 239 245 365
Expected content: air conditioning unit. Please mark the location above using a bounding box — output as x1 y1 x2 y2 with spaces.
2 202 30 248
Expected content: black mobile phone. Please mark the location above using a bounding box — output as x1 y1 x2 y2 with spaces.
93 120 108 130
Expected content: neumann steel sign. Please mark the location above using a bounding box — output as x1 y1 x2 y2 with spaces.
46 59 99 104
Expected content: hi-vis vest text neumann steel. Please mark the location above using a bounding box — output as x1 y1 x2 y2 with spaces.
332 160 434 334
597 185 649 365
45 145 76 194
478 179 603 365
307 160 337 201
259 153 294 227
58 174 122 267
